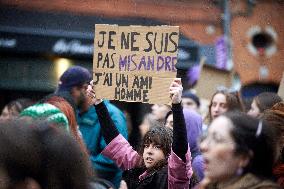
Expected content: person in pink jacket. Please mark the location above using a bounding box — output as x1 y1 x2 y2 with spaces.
87 79 193 189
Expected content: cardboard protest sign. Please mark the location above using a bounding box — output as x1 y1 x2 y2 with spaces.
278 72 284 99
93 24 179 104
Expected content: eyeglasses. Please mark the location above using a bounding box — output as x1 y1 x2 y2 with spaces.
198 131 235 147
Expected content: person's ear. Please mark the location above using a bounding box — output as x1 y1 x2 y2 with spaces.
238 150 253 168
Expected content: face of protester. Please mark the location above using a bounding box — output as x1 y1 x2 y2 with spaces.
0 107 10 120
210 93 228 120
0 106 18 120
165 114 173 129
143 143 166 168
71 83 89 109
182 98 198 112
247 99 261 118
151 104 170 121
200 116 249 182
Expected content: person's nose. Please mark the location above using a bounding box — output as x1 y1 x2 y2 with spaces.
200 138 209 153
145 146 154 155
213 104 220 113
247 109 253 116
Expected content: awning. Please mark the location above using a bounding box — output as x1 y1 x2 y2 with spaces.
0 6 199 65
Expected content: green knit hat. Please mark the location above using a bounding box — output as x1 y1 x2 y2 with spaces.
20 103 69 133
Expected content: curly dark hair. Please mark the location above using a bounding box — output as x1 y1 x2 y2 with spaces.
140 126 173 158
138 126 173 174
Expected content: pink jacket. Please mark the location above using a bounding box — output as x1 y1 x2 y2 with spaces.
102 134 193 189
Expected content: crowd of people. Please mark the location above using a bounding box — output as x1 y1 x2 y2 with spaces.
0 65 283 189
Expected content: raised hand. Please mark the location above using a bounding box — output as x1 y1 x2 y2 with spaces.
86 80 102 105
169 78 183 104
119 180 128 189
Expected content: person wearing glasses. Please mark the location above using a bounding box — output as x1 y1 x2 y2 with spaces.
196 112 280 189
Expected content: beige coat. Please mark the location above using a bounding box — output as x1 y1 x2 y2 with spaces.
196 173 281 189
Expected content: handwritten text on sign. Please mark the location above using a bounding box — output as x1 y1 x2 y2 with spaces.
93 25 179 104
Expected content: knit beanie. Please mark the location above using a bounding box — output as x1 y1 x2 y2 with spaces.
20 103 69 133
57 66 92 91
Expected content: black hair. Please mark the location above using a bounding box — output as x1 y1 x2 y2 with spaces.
140 126 173 158
3 98 34 116
254 92 282 113
0 119 89 189
224 112 277 179
164 110 173 125
182 90 200 107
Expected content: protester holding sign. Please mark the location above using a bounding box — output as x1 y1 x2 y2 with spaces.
87 78 193 189
53 66 127 188
78 93 128 188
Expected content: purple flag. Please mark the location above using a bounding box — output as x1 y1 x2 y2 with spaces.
187 64 201 87
215 36 227 70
